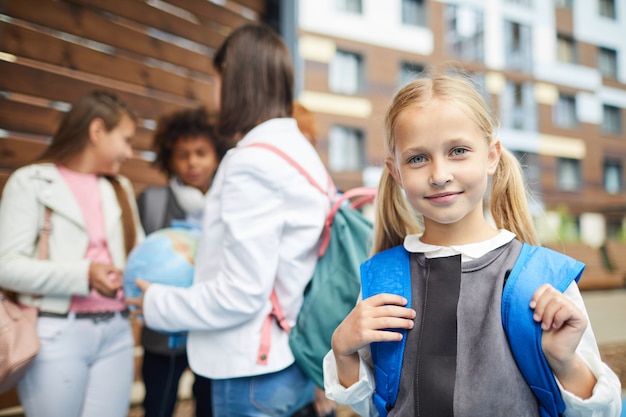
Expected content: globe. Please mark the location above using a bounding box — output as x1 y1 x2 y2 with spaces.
123 226 201 300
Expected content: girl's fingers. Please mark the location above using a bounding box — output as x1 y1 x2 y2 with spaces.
363 293 410 307
530 284 587 331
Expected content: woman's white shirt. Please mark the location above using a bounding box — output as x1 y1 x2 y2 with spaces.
143 118 331 379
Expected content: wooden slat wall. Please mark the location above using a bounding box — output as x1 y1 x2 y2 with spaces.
0 0 266 411
0 0 266 196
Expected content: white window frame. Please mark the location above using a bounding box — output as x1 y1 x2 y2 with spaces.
602 104 622 135
554 94 578 128
598 47 618 78
557 158 581 192
328 125 365 172
604 160 622 194
402 0 427 27
329 50 363 95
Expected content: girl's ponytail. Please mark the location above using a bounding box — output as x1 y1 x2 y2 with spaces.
372 169 422 254
490 148 539 245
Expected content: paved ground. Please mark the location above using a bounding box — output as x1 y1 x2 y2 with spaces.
581 288 626 346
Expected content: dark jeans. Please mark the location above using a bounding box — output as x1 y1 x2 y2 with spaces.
142 349 213 417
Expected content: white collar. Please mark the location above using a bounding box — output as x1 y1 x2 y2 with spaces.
403 230 516 262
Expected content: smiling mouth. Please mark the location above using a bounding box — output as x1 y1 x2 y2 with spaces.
426 191 460 199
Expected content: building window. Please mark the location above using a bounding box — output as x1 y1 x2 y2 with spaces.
602 105 623 135
328 126 365 172
501 81 537 131
504 20 532 72
598 47 618 78
553 94 578 128
445 4 484 63
555 0 573 8
556 34 576 63
599 0 616 19
329 50 364 95
336 0 362 14
604 160 622 194
557 158 581 191
513 151 542 195
402 0 426 26
398 61 425 86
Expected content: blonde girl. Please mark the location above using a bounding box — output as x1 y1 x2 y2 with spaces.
0 91 144 417
323 74 622 417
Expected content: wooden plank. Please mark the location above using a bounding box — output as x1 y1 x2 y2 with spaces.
1 0 215 75
0 140 166 193
235 0 266 15
65 0 225 50
0 387 20 411
120 158 167 188
0 97 156 152
0 99 63 137
0 138 48 170
133 128 156 152
0 60 198 120
0 22 217 103
167 0 254 31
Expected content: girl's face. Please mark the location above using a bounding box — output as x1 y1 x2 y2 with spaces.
170 136 219 194
387 100 501 238
93 114 135 175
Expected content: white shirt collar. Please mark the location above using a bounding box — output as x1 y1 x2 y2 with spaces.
403 230 516 262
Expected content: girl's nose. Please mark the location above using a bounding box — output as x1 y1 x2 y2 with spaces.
124 143 134 159
430 160 453 187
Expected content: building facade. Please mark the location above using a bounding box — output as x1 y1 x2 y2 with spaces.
296 0 626 245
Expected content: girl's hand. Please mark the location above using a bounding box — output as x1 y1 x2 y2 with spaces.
125 278 151 318
89 263 122 298
530 283 596 398
331 293 415 387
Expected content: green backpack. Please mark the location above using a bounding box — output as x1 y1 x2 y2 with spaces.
250 143 376 388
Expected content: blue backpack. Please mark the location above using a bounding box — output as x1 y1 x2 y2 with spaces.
360 242 585 417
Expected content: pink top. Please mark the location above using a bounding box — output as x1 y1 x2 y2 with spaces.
58 166 126 312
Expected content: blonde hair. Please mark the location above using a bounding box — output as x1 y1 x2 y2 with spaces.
374 73 539 254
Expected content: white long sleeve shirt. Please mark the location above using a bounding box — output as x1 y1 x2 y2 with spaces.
143 118 332 379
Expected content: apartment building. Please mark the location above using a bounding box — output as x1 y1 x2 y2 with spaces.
296 0 626 245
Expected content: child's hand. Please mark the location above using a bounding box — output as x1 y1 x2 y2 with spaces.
530 283 587 362
331 294 415 387
332 293 415 356
89 262 122 298
126 278 151 318
530 283 596 398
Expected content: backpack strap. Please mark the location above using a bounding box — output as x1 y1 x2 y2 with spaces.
248 142 377 365
245 142 332 365
137 186 170 234
501 243 585 417
246 142 334 197
360 245 411 417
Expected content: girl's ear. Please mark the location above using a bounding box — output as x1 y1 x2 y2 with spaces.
88 118 106 144
385 157 404 189
487 139 502 175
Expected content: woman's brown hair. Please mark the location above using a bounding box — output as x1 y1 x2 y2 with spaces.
39 91 139 257
213 23 294 141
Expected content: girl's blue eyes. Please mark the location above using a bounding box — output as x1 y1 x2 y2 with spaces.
407 148 468 164
408 155 426 164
